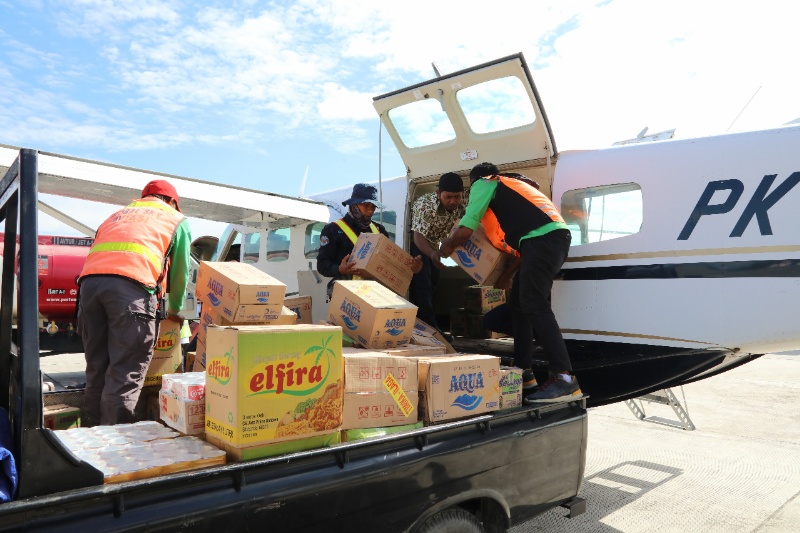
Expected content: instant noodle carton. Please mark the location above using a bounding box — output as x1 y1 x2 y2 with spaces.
448 224 515 286
284 295 313 324
159 390 205 435
418 354 501 423
195 261 286 323
204 324 344 448
328 280 417 349
350 233 415 295
498 366 523 410
342 351 419 429
144 320 183 387
464 285 506 315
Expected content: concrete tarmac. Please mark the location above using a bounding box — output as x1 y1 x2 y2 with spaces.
40 352 800 532
512 353 800 533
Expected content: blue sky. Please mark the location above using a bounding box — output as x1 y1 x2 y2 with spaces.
1 0 798 237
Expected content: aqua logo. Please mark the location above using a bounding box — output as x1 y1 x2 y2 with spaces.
384 317 406 336
455 250 475 268
340 300 361 323
451 394 483 411
205 293 221 306
449 372 484 393
356 241 372 260
207 278 223 297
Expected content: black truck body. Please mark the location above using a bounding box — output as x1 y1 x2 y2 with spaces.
0 149 587 532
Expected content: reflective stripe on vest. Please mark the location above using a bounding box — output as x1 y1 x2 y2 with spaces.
334 219 378 244
80 197 184 289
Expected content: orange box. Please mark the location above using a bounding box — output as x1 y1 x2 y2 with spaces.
449 225 515 286
284 295 313 324
195 261 286 322
418 354 501 422
351 233 414 295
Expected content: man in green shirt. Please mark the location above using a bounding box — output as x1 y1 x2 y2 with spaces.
440 162 580 403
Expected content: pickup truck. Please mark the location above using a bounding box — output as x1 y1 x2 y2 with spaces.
0 150 587 531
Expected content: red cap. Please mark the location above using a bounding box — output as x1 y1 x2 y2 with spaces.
141 180 181 212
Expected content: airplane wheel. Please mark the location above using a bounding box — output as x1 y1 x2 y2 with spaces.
417 508 485 533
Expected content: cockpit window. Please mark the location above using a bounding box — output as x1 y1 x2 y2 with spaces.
457 76 536 134
561 183 643 245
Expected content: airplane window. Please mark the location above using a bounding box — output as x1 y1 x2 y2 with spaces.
561 183 643 245
388 99 456 149
374 210 396 242
242 232 260 264
457 76 536 134
304 222 325 259
267 227 290 262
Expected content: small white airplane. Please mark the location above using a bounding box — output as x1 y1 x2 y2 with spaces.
214 53 800 407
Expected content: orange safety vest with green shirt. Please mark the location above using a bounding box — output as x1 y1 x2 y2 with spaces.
79 197 185 292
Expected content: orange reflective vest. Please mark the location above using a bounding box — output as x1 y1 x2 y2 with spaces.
481 175 565 254
80 197 184 291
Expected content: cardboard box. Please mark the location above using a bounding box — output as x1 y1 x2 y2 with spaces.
284 295 313 324
418 354 501 422
197 305 296 344
342 391 418 429
185 351 196 373
145 321 183 387
498 366 523 409
160 389 205 435
327 280 417 349
410 318 456 353
206 431 340 462
195 261 287 322
449 225 515 286
351 233 415 295
464 285 506 315
344 352 418 392
43 404 81 430
342 421 423 442
204 324 344 447
380 344 447 358
195 337 207 367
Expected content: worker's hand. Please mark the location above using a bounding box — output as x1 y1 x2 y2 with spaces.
411 255 423 274
163 313 184 325
430 251 446 270
439 240 454 258
338 254 358 275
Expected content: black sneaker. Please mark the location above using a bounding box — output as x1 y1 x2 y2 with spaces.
522 369 538 391
524 375 582 403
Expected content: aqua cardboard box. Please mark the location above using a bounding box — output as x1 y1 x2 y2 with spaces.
204 324 344 447
418 354 501 422
144 320 183 387
284 295 313 324
410 318 456 354
351 233 414 295
448 225 515 286
197 304 296 344
328 280 417 349
196 261 287 322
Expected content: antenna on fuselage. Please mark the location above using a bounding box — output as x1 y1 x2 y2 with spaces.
726 86 761 133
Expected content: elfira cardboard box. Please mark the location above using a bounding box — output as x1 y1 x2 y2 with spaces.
160 390 205 435
44 404 81 430
197 304 296 345
448 225 515 286
328 280 417 349
284 295 313 324
195 261 287 322
145 320 183 387
206 431 340 462
464 285 506 315
204 324 344 448
350 233 415 295
498 366 523 410
410 318 456 354
418 354 501 423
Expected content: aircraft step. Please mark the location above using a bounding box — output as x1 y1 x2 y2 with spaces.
624 387 695 431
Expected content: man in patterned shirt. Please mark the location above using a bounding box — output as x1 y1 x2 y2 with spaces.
409 172 466 337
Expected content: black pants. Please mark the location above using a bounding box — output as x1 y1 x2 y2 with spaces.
509 229 572 373
408 241 440 329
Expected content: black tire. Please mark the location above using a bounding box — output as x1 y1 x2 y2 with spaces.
417 508 486 533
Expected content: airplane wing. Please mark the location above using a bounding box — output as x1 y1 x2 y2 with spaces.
0 144 330 230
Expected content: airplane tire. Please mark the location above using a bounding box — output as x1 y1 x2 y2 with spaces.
417 508 485 533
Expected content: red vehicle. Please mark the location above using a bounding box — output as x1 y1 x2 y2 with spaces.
0 232 92 338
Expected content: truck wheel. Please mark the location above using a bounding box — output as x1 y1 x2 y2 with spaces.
417 508 486 533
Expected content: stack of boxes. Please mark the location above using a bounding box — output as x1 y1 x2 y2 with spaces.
193 262 294 371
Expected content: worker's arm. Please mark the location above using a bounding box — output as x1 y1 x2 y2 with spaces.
440 179 495 257
412 231 444 269
165 218 192 322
